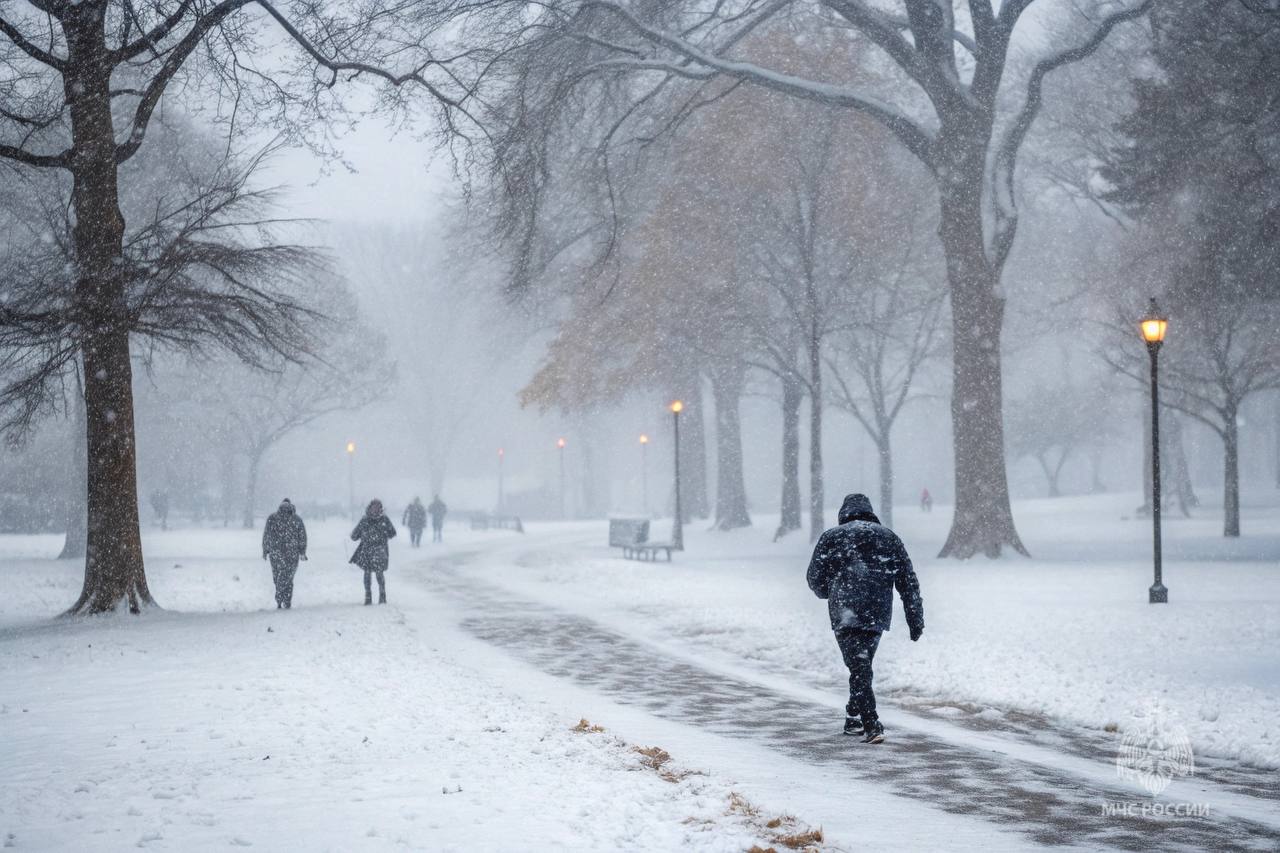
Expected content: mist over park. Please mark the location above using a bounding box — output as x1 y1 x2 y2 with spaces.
1 0 1278 849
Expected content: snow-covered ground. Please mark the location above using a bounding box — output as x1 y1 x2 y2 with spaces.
0 526 835 851
2 491 1277 850
453 492 1280 771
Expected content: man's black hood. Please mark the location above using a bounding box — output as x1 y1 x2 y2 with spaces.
838 493 880 525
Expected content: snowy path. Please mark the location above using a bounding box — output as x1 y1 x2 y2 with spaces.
423 541 1280 852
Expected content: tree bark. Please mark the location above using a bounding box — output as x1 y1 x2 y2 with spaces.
673 369 709 520
777 376 803 538
935 169 1027 558
710 362 751 530
807 322 825 542
59 371 88 560
1224 405 1240 537
877 433 894 529
64 10 153 614
243 447 264 530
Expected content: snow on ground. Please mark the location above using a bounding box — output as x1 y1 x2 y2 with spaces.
453 492 1280 770
0 524 826 851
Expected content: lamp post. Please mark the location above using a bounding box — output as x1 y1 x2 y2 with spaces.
557 437 567 519
497 448 505 514
1141 299 1169 604
670 401 684 550
346 441 356 521
639 434 650 516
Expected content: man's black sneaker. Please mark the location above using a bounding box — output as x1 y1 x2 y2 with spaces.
863 721 885 744
842 717 864 737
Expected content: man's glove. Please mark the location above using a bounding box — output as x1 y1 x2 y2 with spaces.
909 624 923 642
300 554 308 561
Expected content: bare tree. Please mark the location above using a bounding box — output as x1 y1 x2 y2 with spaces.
489 0 1152 557
826 208 947 529
1 119 324 612
185 285 390 529
0 1 488 613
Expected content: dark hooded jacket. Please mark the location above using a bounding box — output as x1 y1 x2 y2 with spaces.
350 512 396 572
263 502 307 562
806 494 924 634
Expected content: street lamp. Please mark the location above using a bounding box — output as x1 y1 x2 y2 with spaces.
346 441 356 521
639 434 650 516
497 448 505 515
557 437 567 520
670 401 684 550
1141 298 1169 604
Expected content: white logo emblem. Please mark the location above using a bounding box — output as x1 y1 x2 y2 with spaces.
1116 713 1195 796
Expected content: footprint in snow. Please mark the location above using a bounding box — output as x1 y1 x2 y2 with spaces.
230 838 252 847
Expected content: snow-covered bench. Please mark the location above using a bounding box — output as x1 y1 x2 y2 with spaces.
608 518 674 562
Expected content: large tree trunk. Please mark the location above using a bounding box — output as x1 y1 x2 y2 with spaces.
777 375 803 538
243 447 264 530
877 433 894 529
673 369 709 521
935 176 1027 559
1274 392 1279 489
65 16 153 614
807 324 824 542
59 370 88 560
1223 406 1240 537
710 362 751 530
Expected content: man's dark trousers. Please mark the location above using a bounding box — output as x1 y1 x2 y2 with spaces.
270 556 298 608
836 627 882 723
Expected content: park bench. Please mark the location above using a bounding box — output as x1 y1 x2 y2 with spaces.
608 518 675 562
470 514 525 533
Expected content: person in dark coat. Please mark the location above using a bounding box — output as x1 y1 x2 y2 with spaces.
262 498 308 609
427 495 448 543
351 498 396 605
403 497 427 547
806 493 924 744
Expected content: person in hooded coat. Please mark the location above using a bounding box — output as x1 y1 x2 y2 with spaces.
403 497 427 547
427 495 448 543
806 493 924 743
351 499 396 604
262 498 308 609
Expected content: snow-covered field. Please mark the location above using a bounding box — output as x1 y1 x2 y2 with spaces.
0 526 833 851
2 491 1277 850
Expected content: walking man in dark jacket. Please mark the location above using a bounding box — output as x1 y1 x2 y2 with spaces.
807 493 924 744
262 498 307 609
427 495 448 543
403 497 427 547
351 499 396 604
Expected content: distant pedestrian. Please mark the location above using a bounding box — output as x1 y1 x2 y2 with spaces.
427 495 448 543
151 490 170 530
920 488 933 513
806 494 924 744
351 499 396 605
403 497 427 547
262 498 308 609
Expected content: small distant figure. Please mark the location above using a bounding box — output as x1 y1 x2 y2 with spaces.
403 496 427 547
920 488 933 513
150 490 170 530
807 494 924 745
262 498 308 610
351 499 396 605
427 495 448 543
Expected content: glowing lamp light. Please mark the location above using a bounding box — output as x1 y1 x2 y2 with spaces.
1140 299 1168 345
670 400 684 414
557 437 566 449
639 434 649 445
346 441 356 454
498 447 505 458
